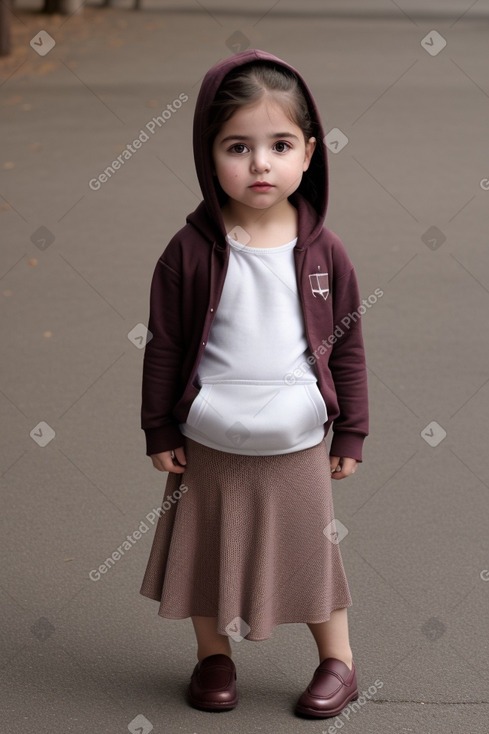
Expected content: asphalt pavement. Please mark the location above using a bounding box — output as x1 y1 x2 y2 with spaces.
1 1 489 732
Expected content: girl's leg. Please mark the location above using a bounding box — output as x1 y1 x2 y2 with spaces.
307 608 353 670
191 616 232 661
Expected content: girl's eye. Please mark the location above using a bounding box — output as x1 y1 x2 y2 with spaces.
229 143 249 154
273 141 291 153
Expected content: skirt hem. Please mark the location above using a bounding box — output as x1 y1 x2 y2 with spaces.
140 589 352 641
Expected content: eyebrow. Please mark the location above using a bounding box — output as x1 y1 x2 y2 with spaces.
219 132 300 144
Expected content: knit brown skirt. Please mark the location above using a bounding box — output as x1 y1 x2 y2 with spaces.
139 437 352 641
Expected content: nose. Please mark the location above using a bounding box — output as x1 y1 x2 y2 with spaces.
251 147 271 173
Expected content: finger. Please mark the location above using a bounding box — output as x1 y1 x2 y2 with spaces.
164 455 186 474
331 467 346 480
341 458 357 476
330 455 341 474
331 458 357 480
173 446 187 466
151 452 185 474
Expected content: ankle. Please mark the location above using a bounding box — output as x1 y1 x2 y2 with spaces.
197 647 232 662
318 650 353 671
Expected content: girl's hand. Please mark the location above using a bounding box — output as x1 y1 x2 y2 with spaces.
150 447 187 474
330 456 357 480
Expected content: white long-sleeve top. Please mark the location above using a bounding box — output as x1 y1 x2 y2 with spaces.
180 235 327 454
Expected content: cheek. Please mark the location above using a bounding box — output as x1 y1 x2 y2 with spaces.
219 161 242 183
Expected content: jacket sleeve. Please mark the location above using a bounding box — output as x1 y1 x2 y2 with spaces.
141 252 185 456
328 265 369 462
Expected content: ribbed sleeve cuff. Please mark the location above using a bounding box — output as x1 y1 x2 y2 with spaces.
329 431 366 463
144 425 184 456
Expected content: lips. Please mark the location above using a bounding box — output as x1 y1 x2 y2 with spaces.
249 182 274 190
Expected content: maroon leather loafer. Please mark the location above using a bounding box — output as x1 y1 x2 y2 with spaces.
295 658 358 718
187 654 238 711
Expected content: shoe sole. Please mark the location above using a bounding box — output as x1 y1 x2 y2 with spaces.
295 690 359 718
187 690 238 712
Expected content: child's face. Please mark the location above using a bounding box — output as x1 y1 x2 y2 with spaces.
212 96 316 216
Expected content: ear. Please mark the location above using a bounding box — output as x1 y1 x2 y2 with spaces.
303 137 316 172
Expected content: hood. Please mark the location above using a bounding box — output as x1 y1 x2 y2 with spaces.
189 49 328 247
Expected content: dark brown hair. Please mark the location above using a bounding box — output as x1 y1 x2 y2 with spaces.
204 61 314 149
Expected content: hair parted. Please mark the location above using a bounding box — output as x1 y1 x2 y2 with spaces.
204 60 315 149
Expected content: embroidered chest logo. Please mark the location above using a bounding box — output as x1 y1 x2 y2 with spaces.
308 272 329 300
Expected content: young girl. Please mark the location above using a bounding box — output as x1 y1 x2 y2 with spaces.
140 49 368 719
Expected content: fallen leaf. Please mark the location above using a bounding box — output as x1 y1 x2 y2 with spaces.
3 95 22 106
35 62 57 76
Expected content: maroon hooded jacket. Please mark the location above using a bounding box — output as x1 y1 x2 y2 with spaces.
141 49 369 461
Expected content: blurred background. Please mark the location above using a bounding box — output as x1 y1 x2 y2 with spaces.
1 1 488 732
